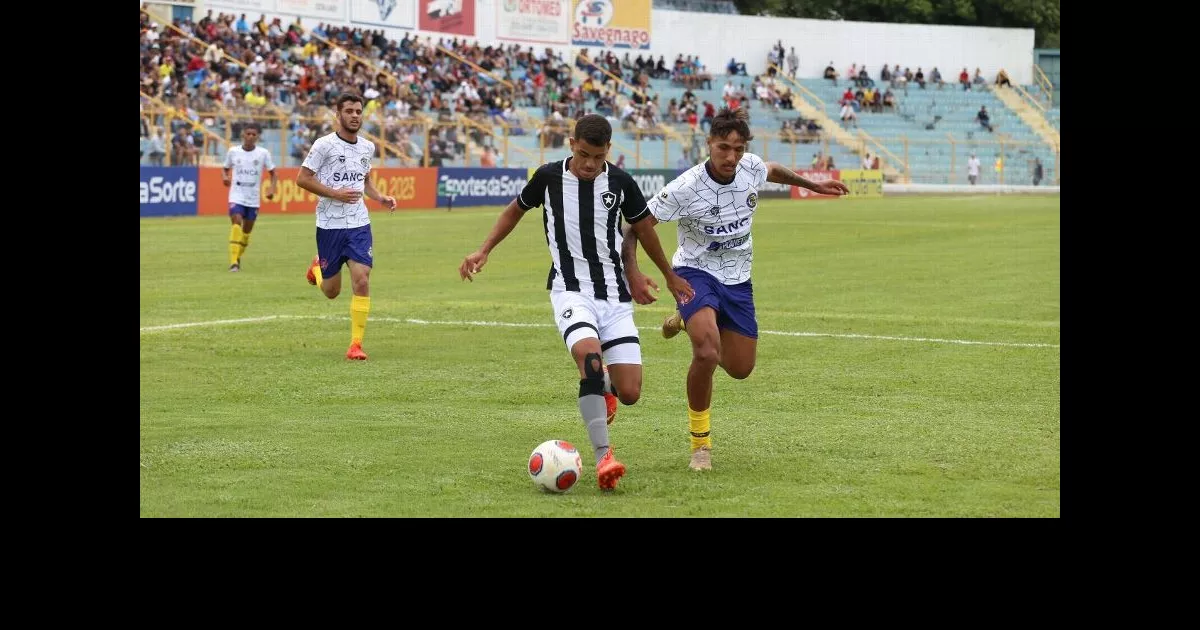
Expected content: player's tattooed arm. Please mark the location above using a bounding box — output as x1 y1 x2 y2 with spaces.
765 161 850 195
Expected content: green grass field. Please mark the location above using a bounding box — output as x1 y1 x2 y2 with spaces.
140 196 1060 517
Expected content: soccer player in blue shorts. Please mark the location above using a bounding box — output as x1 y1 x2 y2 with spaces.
626 107 849 471
222 123 277 272
297 93 396 360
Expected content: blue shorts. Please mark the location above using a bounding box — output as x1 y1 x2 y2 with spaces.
675 266 758 339
316 225 374 277
229 203 259 221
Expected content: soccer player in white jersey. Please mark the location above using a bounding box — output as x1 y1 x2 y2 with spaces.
297 93 396 361
222 123 277 272
627 107 849 471
458 114 694 491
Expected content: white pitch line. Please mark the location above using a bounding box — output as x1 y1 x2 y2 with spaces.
140 314 1059 349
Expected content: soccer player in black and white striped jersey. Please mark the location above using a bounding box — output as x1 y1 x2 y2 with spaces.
625 107 849 472
459 114 694 492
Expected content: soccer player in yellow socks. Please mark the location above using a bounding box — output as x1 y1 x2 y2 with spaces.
222 123 277 272
297 93 396 360
626 108 848 471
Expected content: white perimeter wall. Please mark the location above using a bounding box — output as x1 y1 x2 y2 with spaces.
144 1 1035 85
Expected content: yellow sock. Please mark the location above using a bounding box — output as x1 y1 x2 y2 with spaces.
311 260 322 286
350 295 370 344
228 224 243 265
689 407 711 450
238 231 251 261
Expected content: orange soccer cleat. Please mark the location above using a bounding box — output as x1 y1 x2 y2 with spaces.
596 448 626 491
346 341 368 361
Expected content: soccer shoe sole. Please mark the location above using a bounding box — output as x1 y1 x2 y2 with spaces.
596 461 626 491
662 312 683 339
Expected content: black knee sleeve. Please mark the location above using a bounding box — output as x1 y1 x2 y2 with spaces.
579 352 605 397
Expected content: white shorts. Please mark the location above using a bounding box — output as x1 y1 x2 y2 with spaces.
549 290 642 365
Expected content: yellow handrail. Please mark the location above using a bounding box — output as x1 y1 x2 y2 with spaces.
857 129 904 176
767 62 825 111
1033 64 1054 107
141 91 231 153
1012 83 1047 113
437 45 514 91
140 7 249 73
575 52 648 103
456 114 539 166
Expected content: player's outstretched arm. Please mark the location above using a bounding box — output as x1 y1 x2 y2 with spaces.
460 198 525 282
765 161 850 196
629 217 694 305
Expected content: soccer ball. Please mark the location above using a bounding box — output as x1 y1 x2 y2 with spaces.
528 439 583 493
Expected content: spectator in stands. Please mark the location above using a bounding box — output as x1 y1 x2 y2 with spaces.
847 63 858 85
147 129 167 166
880 64 892 85
871 155 880 170
929 67 944 89
701 100 715 131
967 152 981 184
959 68 971 91
615 154 625 169
857 67 874 88
727 57 747 76
236 13 249 34
655 56 669 79
841 86 855 106
677 151 692 170
839 100 858 128
995 69 1012 88
480 146 496 168
862 152 873 170
882 88 897 110
780 119 797 143
975 105 993 132
824 61 838 85
787 48 799 80
289 126 311 162
863 86 879 112
915 67 926 89
973 68 987 88
892 64 904 88
1033 158 1044 186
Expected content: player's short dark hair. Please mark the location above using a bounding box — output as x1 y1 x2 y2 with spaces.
336 92 364 111
709 107 753 142
573 114 612 147
243 122 261 133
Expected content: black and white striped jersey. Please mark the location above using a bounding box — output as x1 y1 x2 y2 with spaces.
517 158 650 302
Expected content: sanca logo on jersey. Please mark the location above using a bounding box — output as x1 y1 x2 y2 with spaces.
331 172 367 183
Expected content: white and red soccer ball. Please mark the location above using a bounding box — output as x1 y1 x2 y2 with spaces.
528 440 583 493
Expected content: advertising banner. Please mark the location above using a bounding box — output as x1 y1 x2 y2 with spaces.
277 0 347 20
349 0 416 29
141 166 199 217
790 170 842 200
570 0 651 50
419 0 475 36
626 168 680 202
838 169 884 198
437 167 529 207
208 0 276 13
496 0 570 45
197 167 437 214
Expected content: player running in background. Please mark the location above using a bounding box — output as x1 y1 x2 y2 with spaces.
459 114 694 491
222 123 277 272
297 93 396 360
625 107 849 471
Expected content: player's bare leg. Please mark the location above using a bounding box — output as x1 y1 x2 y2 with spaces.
572 340 625 490
684 307 721 471
605 363 643 425
718 328 757 380
345 260 371 360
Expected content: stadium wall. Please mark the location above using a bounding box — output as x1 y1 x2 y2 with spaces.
156 1 1034 85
